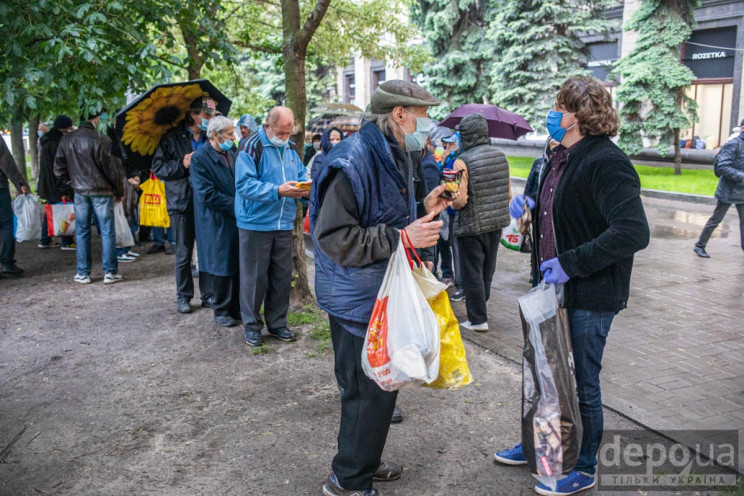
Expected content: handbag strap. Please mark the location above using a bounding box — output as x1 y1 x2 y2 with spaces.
400 229 423 269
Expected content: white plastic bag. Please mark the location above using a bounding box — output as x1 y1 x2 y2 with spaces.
114 202 134 248
13 194 41 241
500 217 523 251
362 238 441 391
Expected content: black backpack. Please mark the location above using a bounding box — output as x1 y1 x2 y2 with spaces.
714 139 743 178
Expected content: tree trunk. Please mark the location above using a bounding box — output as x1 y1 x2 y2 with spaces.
28 115 40 180
9 120 28 184
182 29 203 80
673 128 681 176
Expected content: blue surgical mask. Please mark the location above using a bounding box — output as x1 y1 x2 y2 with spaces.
198 118 209 132
546 110 576 143
401 110 433 152
219 140 233 152
268 128 288 148
100 112 109 122
37 130 43 137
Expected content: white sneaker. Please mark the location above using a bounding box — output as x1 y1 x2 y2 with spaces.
460 320 489 332
117 253 137 263
73 273 91 284
128 251 140 258
103 272 123 284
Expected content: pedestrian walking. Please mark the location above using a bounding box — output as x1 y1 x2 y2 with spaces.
495 76 650 495
235 106 308 347
54 109 125 284
449 113 511 332
190 116 240 325
310 79 451 496
38 115 75 250
0 137 31 278
694 118 744 258
151 97 216 313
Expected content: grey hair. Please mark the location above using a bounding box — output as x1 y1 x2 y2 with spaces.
206 115 233 139
364 111 398 135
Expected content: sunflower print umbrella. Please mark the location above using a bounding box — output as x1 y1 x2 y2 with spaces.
115 80 231 171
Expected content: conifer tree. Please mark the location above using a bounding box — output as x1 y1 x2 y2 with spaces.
613 0 699 174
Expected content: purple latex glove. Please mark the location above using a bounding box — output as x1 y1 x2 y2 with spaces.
540 257 570 285
509 194 535 219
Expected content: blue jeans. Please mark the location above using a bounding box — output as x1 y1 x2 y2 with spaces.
74 195 117 275
0 188 14 265
152 226 174 246
567 308 615 475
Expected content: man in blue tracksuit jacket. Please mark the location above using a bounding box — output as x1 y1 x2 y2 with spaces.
235 106 309 347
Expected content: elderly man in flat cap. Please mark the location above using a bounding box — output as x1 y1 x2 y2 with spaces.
310 80 452 496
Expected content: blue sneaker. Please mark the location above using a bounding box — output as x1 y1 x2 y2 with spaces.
494 442 527 465
535 470 596 495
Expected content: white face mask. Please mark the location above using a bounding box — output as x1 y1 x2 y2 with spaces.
268 127 288 147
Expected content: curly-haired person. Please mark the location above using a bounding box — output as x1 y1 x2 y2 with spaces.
495 76 651 495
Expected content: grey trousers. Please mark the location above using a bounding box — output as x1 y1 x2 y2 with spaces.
238 228 293 331
696 200 744 250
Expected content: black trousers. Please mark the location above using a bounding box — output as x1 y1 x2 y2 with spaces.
330 316 398 490
238 229 293 331
209 273 240 318
436 233 454 279
0 188 15 266
457 229 501 326
171 212 212 302
448 212 462 288
696 200 744 249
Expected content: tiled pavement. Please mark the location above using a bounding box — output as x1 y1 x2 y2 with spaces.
452 191 744 471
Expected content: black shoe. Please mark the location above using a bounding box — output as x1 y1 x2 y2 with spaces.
201 297 215 309
164 245 175 255
147 243 165 254
391 406 403 424
450 288 465 302
1 264 24 277
177 298 192 314
214 315 237 327
373 460 403 481
693 245 710 258
245 329 263 346
268 327 296 342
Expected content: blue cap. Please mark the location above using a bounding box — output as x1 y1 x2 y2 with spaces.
237 114 258 134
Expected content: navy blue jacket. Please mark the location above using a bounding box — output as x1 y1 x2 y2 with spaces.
421 149 441 193
191 143 239 277
310 122 414 326
715 133 744 204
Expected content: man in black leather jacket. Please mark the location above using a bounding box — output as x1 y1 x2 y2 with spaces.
55 109 124 284
694 119 744 258
0 137 30 277
151 97 215 314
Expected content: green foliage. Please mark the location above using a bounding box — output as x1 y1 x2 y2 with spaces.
411 0 496 120
488 0 614 132
309 321 332 354
613 0 699 156
251 344 274 356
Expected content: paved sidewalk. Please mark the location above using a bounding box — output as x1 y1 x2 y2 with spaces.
452 192 744 471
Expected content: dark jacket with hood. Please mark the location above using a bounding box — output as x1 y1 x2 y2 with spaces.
54 122 123 198
453 113 511 237
531 134 650 312
38 128 65 203
310 127 343 181
714 133 744 204
151 121 202 216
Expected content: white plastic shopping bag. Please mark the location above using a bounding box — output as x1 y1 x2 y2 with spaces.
114 202 134 248
500 218 523 251
13 194 41 241
362 235 441 391
44 202 75 236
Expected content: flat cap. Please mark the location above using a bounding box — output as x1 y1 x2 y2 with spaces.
370 80 440 114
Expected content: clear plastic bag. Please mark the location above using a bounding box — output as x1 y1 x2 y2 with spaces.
362 237 440 392
44 202 76 236
13 194 41 242
500 218 523 251
519 282 582 491
114 201 134 248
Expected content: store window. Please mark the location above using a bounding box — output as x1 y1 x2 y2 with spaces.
680 26 737 148
586 41 619 81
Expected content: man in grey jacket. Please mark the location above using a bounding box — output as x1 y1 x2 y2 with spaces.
694 119 744 258
450 113 511 332
0 137 31 277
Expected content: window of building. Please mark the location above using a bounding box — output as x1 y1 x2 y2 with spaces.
344 74 355 104
372 68 386 89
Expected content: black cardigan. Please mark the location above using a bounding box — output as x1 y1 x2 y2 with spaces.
531 135 650 312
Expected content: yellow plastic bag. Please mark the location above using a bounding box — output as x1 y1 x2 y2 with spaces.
412 265 473 390
139 174 170 228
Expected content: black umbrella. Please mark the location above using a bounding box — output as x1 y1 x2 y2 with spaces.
115 80 231 171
